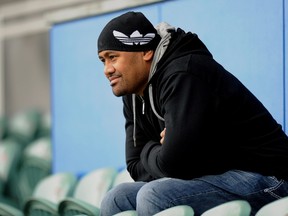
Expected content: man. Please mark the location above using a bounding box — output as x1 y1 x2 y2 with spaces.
97 11 288 216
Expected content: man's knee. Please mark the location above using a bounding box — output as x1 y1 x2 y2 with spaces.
136 179 170 204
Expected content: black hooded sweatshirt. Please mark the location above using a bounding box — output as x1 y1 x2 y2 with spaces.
122 27 288 182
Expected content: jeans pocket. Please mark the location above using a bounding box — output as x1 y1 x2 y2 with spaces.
263 177 288 199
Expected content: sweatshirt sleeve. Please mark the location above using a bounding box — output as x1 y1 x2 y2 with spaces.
123 95 156 182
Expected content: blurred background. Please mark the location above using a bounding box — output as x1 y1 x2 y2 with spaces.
0 0 287 209
0 0 51 117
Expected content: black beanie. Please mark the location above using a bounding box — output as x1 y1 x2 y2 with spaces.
97 11 161 53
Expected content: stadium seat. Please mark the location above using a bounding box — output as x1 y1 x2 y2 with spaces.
111 205 194 216
8 109 42 147
10 137 52 207
255 196 288 216
0 138 22 208
0 202 23 216
23 172 78 216
153 205 194 216
0 139 21 194
200 200 251 216
0 115 8 140
38 112 51 138
113 168 134 187
58 167 118 216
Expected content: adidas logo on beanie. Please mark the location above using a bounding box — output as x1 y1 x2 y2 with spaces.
97 11 161 53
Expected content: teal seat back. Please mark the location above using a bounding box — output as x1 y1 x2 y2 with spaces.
255 196 288 216
200 200 251 216
58 167 118 216
153 205 194 216
11 137 52 207
23 172 78 216
8 109 42 147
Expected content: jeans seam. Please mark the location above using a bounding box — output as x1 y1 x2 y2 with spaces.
263 178 284 199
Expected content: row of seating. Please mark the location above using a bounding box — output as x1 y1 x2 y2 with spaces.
1 110 288 215
1 166 288 216
0 167 133 216
0 109 52 209
110 196 288 216
0 136 52 207
0 109 51 148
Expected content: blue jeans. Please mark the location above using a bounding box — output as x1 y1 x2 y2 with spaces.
100 170 288 216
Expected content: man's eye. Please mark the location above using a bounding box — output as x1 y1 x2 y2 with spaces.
109 55 115 60
99 58 105 64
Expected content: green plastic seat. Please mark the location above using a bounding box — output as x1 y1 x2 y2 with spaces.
112 205 194 216
0 115 9 140
200 200 251 216
8 109 42 147
0 172 77 216
10 137 52 207
153 205 194 216
0 139 21 193
255 196 288 216
58 167 118 216
112 168 134 187
23 172 78 216
38 112 51 138
0 138 22 209
0 202 23 216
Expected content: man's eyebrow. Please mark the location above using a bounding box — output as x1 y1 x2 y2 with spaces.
98 52 108 59
99 51 111 56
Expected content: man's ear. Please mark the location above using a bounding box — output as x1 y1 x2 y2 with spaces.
143 50 154 61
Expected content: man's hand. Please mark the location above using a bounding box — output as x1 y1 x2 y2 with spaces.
160 128 166 144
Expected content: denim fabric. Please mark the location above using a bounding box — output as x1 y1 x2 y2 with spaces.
99 170 288 216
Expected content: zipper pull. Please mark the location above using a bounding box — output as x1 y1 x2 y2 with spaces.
140 96 145 115
142 98 145 115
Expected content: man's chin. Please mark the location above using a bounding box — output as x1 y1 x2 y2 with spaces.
112 90 124 97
